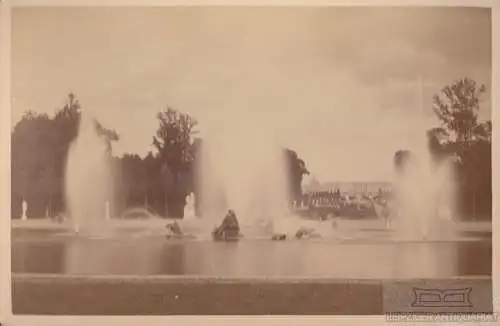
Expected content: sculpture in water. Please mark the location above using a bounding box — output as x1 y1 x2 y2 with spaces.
165 221 184 238
65 112 114 233
196 120 290 228
212 210 241 241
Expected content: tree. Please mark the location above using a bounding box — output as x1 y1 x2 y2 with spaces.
153 107 198 217
11 93 119 218
430 78 491 220
142 151 164 213
431 77 490 163
11 112 56 217
119 154 147 208
427 127 451 161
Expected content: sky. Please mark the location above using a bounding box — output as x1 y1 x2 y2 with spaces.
11 6 492 182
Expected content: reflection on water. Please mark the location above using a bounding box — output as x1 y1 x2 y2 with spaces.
160 243 186 275
64 238 168 274
12 241 66 274
11 235 491 278
458 240 492 276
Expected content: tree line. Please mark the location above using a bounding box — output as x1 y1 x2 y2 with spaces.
396 77 492 221
11 96 309 219
11 77 491 221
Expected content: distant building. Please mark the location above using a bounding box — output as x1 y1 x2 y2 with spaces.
303 180 392 196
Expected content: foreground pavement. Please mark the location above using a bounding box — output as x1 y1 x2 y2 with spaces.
12 274 492 315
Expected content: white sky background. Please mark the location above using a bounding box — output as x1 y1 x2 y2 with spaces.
11 7 491 182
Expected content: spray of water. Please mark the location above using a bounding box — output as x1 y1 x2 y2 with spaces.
65 112 114 233
391 133 457 240
196 116 290 232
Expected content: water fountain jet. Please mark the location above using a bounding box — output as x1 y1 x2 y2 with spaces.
196 116 291 237
391 139 457 240
65 111 115 235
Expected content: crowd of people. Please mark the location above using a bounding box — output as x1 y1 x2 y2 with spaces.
292 188 393 219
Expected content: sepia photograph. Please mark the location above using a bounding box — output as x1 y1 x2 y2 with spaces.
2 1 496 320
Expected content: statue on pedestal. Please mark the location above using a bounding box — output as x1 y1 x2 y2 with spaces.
184 192 196 219
21 199 28 220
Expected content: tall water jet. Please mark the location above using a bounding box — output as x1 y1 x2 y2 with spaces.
391 134 457 240
196 116 290 232
65 111 115 233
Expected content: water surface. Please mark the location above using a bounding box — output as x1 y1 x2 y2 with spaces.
12 228 491 279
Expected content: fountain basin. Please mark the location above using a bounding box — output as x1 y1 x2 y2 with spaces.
11 220 492 315
12 234 491 277
11 274 384 315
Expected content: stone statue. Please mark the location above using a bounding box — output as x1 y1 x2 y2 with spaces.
271 234 287 241
184 192 196 218
165 221 183 238
165 220 195 239
295 227 322 239
212 210 241 241
21 199 28 220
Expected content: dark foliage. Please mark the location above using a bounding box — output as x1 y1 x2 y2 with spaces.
11 94 119 218
422 78 491 220
284 148 310 205
11 99 309 219
430 78 491 220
